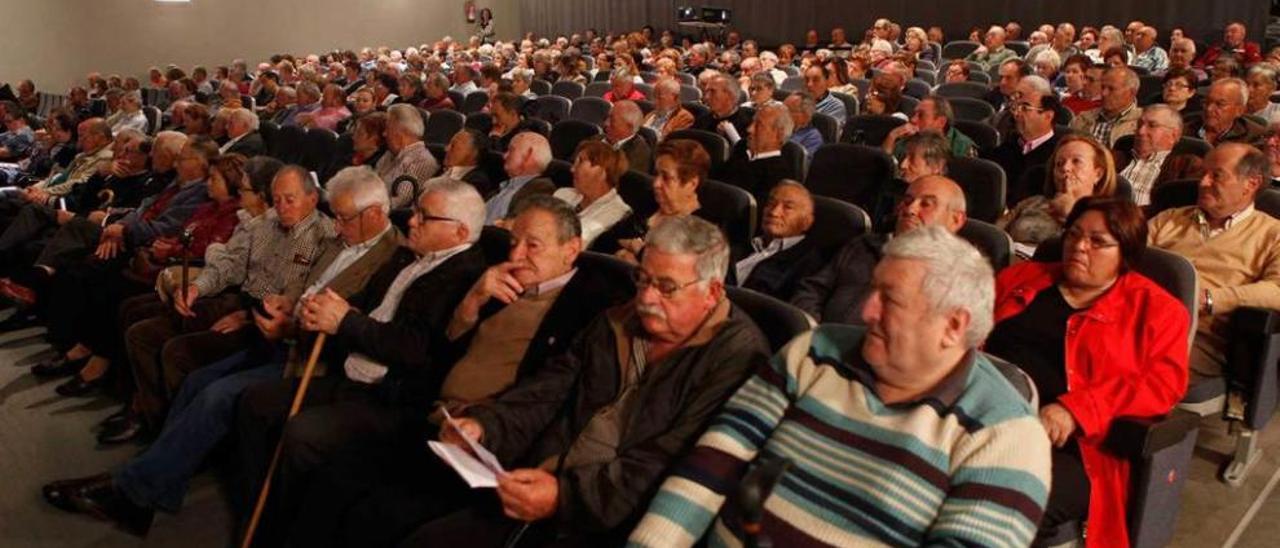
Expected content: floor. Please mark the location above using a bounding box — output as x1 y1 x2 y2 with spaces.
2 306 1280 547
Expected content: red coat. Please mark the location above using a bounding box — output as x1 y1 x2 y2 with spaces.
992 262 1189 548
1195 41 1263 68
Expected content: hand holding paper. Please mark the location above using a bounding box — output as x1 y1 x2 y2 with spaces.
431 409 506 489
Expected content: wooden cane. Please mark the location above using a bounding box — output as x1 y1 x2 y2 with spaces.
239 333 327 548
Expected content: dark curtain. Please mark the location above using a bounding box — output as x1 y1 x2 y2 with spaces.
518 0 1269 49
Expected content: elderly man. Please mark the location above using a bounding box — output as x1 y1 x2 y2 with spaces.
7 118 114 212
38 167 401 535
722 102 800 205
730 181 822 300
1132 26 1169 73
601 100 652 173
450 64 479 95
804 64 847 133
693 72 754 146
759 51 787 86
603 68 645 103
1071 67 1142 147
280 82 321 127
279 195 634 546
784 92 823 157
884 95 978 159
985 75 1063 206
1052 23 1079 59
967 25 1019 70
1196 21 1263 68
986 58 1031 115
219 108 264 156
15 79 39 113
633 225 1049 548
1149 143 1280 380
1246 64 1280 123
0 101 35 161
428 128 493 196
1166 38 1205 80
116 166 333 440
107 91 148 135
1115 105 1205 205
420 73 456 111
1191 78 1268 147
489 91 543 152
485 132 555 224
793 175 967 323
383 214 769 547
642 78 693 140
376 104 440 208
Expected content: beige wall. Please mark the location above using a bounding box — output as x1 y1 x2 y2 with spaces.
3 0 522 93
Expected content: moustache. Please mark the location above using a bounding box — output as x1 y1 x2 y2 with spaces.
636 303 667 320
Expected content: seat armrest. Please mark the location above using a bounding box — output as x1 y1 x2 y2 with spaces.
1103 411 1199 460
1229 306 1280 337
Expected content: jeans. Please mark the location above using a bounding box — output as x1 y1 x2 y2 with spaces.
114 348 284 512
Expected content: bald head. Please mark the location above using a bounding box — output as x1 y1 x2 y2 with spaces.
895 175 967 235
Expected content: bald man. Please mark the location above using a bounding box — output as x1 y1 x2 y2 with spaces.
791 175 968 323
730 181 823 300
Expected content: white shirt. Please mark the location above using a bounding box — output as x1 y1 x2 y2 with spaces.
734 235 804 283
553 187 632 247
748 149 782 161
343 242 472 384
299 226 392 300
219 132 247 154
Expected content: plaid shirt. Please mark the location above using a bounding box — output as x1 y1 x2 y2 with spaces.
374 141 440 208
193 208 335 299
1119 150 1170 206
1088 104 1136 147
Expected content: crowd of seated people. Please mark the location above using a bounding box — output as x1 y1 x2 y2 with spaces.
1 13 1279 548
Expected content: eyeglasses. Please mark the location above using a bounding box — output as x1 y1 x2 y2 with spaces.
1064 229 1120 250
1009 102 1045 113
333 206 371 225
632 269 702 298
412 207 461 224
1162 82 1190 90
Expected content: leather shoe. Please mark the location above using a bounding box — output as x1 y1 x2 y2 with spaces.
55 374 104 397
31 355 89 378
70 477 154 536
97 415 149 445
43 472 111 513
96 408 131 431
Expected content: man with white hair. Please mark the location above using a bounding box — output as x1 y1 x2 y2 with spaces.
1113 105 1205 205
600 100 651 173
1131 26 1169 73
1165 38 1204 79
632 224 1050 548
106 91 148 135
694 72 754 145
39 166 400 536
376 104 440 208
280 82 322 127
485 131 555 224
759 51 787 86
1189 78 1267 147
721 101 800 204
967 25 1018 70
219 108 264 156
1071 66 1142 147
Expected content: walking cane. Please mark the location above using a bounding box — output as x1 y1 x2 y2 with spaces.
239 333 327 548
178 228 192 331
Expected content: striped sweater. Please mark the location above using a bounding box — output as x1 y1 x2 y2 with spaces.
628 325 1051 548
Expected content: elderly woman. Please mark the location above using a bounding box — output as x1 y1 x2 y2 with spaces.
642 78 694 140
1161 67 1203 113
999 135 1117 258
1032 48 1062 82
988 197 1189 545
47 153 257 397
943 59 970 84
182 104 211 137
865 73 906 120
743 73 776 108
902 27 936 63
1060 54 1102 114
599 139 732 260
554 140 632 247
1246 64 1280 123
603 67 646 103
107 91 149 134
301 84 352 131
351 112 388 167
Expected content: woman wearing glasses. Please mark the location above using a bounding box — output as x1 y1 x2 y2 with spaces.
986 197 1189 546
1161 67 1203 114
998 134 1117 258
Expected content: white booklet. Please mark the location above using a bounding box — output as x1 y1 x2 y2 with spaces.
428 409 507 488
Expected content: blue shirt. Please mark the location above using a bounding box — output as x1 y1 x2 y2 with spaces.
0 126 35 159
484 175 536 225
789 126 823 158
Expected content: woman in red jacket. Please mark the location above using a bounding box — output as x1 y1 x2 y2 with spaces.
986 197 1189 547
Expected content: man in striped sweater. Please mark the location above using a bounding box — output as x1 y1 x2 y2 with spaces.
630 226 1052 547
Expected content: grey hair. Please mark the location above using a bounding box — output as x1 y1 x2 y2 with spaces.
1226 143 1272 189
654 78 680 97
749 73 775 91
427 72 450 91
1021 75 1053 96
228 108 259 131
760 101 794 139
1099 28 1125 46
511 193 582 243
787 91 816 116
1033 48 1062 71
114 127 147 145
1144 103 1183 133
154 130 188 155
513 132 553 172
509 68 533 84
1108 66 1140 92
123 91 142 105
1215 77 1250 105
1247 63 1279 86
326 166 391 213
387 103 425 138
419 177 487 243
611 66 636 82
612 100 644 133
274 164 320 195
644 215 731 283
296 82 321 102
881 225 994 347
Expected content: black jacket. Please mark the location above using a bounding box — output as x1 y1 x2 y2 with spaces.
334 245 488 406
692 107 752 143
982 131 1061 207
226 131 265 157
719 144 802 206
67 170 164 216
467 300 769 539
790 233 888 324
732 236 827 302
460 167 495 200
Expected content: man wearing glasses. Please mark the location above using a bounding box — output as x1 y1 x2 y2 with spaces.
1113 105 1204 205
984 75 1063 207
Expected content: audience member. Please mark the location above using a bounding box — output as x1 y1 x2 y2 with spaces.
1114 104 1205 205
429 128 494 197
730 181 822 300
218 108 264 156
1131 26 1169 73
967 25 1019 70
884 95 978 159
1162 67 1204 113
484 131 555 224
555 140 631 247
1245 64 1280 123
784 91 823 157
694 72 753 145
1071 67 1141 147
600 100 652 173
1195 21 1263 68
1191 78 1267 147
804 64 847 133
985 75 1063 205
641 78 693 140
376 104 440 208
999 134 1117 258
721 101 799 204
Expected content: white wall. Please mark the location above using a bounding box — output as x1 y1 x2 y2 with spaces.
2 0 522 93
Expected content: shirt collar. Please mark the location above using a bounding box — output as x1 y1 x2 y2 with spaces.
1100 102 1137 122
749 149 782 161
1021 130 1055 154
848 344 977 411
346 224 393 253
750 234 804 253
1196 202 1255 231
417 241 472 264
501 174 536 191
610 133 635 149
524 268 576 297
445 165 475 179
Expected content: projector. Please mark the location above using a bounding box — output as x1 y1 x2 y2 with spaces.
701 7 731 24
676 6 698 22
